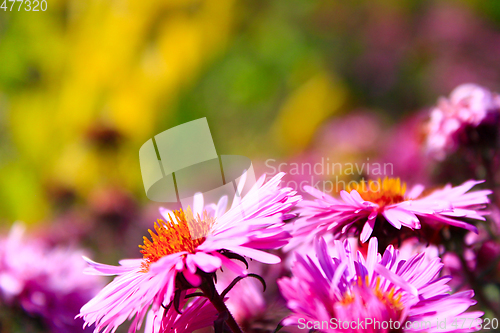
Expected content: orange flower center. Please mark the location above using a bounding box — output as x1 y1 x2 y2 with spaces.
371 276 404 311
339 276 404 313
347 177 406 206
139 208 215 272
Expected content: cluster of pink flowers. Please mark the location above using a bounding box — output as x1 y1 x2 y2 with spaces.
6 83 500 333
78 159 493 333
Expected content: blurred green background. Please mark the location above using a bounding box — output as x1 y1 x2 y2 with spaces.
1 0 500 226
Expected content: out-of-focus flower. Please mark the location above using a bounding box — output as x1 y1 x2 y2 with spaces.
278 237 483 332
475 240 500 281
442 227 500 290
79 173 300 333
143 289 218 333
0 223 104 333
426 84 500 160
287 177 490 248
378 114 432 186
439 226 486 289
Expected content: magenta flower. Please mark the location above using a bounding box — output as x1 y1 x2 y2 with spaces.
79 173 300 333
278 237 483 332
0 223 104 333
426 83 500 160
287 177 490 248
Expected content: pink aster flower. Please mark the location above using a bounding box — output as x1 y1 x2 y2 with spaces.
79 172 300 333
0 223 104 333
278 237 483 332
287 177 490 248
426 83 500 160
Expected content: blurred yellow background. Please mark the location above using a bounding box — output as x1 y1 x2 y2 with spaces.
1 0 500 224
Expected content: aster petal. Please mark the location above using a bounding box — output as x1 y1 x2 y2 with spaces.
360 218 375 243
189 252 222 273
119 259 144 267
211 252 248 276
224 246 281 264
366 237 378 280
350 190 366 204
384 207 420 228
420 213 478 233
83 257 136 276
374 264 418 297
407 184 425 198
339 190 362 207
315 237 335 280
382 209 403 229
159 207 173 221
303 185 338 203
215 195 228 218
193 192 204 218
183 268 202 286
